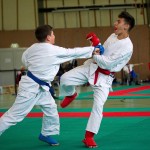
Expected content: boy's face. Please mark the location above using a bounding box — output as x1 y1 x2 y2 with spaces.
47 31 55 44
114 18 129 36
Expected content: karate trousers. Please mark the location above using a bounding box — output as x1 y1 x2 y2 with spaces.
60 65 110 134
0 76 59 136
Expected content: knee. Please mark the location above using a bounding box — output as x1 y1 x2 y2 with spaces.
60 73 69 84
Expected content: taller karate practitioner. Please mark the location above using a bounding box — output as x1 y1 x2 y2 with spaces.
59 11 135 148
0 25 98 146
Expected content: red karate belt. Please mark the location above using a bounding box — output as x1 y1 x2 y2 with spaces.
94 67 114 84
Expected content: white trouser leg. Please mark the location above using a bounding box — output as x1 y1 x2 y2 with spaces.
0 89 38 136
59 65 88 96
37 91 60 136
86 86 109 134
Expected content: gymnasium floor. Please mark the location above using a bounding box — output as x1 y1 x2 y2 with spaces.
0 83 150 150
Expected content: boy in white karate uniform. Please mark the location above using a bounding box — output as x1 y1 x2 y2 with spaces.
60 11 135 148
0 25 96 146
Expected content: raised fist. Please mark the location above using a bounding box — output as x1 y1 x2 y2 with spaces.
86 32 100 47
86 32 96 40
86 32 104 55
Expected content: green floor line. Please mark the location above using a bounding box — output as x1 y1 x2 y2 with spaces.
132 89 150 94
1 107 150 113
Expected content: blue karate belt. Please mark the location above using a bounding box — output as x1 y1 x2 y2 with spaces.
27 71 54 95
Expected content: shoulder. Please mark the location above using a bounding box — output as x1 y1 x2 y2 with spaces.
104 33 116 45
121 37 133 52
107 33 116 40
124 37 133 47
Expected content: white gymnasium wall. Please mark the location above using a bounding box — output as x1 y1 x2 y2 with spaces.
18 0 37 30
44 0 147 28
3 0 17 30
0 0 38 30
0 0 148 30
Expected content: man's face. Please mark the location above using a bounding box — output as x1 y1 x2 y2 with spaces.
114 18 129 35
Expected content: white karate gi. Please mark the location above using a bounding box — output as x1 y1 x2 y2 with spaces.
0 43 94 136
60 33 133 134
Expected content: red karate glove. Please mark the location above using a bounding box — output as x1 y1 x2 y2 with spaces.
86 32 100 46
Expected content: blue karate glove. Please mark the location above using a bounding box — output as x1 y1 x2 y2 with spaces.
94 44 105 55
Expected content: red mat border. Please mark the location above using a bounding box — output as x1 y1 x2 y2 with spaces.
0 112 150 118
109 85 150 96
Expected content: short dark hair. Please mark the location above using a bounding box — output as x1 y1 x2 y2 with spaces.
35 25 53 42
118 11 135 31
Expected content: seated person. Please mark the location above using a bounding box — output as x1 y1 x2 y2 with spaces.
123 63 143 85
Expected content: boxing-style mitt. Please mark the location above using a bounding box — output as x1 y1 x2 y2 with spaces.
86 32 104 55
86 32 100 46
